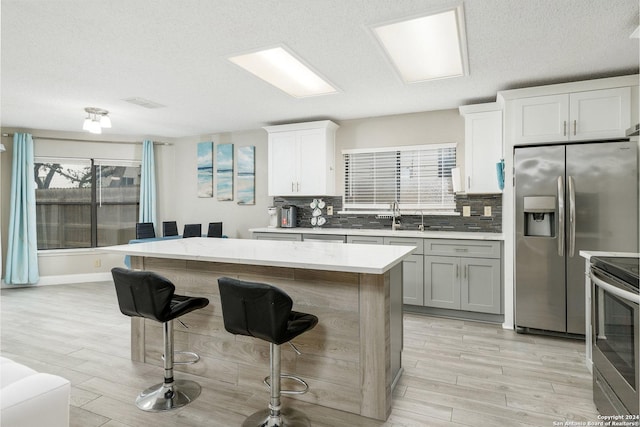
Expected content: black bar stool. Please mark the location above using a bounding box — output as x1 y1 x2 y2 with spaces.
111 267 209 412
218 277 318 427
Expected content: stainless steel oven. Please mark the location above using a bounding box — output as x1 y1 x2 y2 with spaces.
590 256 639 416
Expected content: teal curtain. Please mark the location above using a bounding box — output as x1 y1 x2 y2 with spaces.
5 133 39 285
138 140 157 227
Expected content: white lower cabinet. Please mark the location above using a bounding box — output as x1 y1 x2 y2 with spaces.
253 232 302 241
461 257 501 313
346 235 384 245
399 255 424 306
382 237 424 305
424 256 460 309
254 231 503 314
347 235 426 306
423 239 502 314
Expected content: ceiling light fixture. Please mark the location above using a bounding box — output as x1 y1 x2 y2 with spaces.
372 5 469 83
228 46 338 98
82 107 112 134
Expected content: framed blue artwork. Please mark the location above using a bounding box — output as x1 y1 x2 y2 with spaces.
216 143 234 201
237 146 255 205
197 142 213 198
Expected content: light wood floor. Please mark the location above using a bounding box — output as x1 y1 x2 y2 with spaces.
1 282 599 426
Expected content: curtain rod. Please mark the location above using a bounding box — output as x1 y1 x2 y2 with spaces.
1 133 172 146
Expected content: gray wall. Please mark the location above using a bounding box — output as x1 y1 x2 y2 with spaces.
335 109 465 195
0 108 472 281
170 129 269 240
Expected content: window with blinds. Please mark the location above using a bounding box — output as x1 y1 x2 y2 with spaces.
343 143 456 212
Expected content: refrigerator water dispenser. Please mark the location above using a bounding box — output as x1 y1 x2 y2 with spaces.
523 196 555 237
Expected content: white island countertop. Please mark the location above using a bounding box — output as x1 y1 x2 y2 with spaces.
102 237 415 274
250 227 504 241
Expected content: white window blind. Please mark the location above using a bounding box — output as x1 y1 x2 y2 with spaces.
343 143 456 212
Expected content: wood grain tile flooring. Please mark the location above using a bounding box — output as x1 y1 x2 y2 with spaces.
1 281 600 426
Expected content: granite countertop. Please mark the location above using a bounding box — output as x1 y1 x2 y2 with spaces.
102 237 415 275
250 227 504 241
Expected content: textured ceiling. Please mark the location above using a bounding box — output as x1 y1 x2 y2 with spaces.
1 0 638 138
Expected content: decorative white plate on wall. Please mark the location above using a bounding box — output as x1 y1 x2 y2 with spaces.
310 198 327 227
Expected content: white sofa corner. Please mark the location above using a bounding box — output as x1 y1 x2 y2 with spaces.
1 356 71 427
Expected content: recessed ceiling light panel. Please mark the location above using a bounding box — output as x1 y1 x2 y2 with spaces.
373 5 469 83
228 46 338 98
123 97 166 109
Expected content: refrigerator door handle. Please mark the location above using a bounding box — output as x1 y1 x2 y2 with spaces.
568 176 576 257
557 175 565 256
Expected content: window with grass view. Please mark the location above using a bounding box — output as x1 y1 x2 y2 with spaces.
34 158 141 249
343 144 456 212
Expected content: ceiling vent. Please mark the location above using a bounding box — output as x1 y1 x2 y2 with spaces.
123 97 166 109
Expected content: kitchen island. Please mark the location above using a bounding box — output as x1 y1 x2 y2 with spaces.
102 237 414 421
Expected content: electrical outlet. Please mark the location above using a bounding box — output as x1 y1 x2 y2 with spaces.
327 206 333 216
484 206 492 217
462 206 471 217
94 259 101 268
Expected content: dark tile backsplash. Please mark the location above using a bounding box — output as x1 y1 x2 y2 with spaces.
273 193 502 233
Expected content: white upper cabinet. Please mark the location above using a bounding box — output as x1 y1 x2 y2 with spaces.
459 103 503 194
569 88 631 140
511 87 631 145
265 120 339 196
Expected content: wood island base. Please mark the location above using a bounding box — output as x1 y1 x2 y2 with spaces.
129 256 403 421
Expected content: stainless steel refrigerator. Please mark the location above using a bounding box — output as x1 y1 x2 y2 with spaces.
515 140 638 335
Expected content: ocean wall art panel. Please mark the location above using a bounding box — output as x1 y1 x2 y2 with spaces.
237 146 255 205
216 143 234 201
197 142 213 198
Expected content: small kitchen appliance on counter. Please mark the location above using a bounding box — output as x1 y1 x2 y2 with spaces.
280 205 297 228
590 256 639 416
267 207 279 228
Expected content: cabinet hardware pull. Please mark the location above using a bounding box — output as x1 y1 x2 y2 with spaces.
291 182 295 192
455 264 459 278
563 121 567 136
464 266 467 279
297 182 300 192
455 248 468 252
573 120 577 135
467 177 471 189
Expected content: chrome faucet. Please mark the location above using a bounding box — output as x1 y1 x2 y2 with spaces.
391 201 401 231
418 210 425 232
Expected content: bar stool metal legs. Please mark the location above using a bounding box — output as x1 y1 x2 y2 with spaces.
244 343 310 427
217 277 318 426
111 267 209 412
135 320 202 412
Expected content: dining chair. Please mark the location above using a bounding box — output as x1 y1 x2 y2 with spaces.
135 222 156 239
182 224 202 238
163 221 178 237
206 222 223 238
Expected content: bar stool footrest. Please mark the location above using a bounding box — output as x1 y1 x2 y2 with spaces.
263 374 309 395
161 351 200 365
